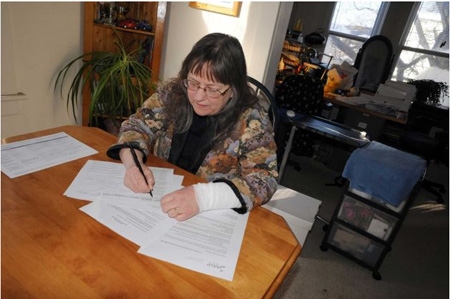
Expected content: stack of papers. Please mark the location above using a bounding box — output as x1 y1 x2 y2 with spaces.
264 185 322 246
1 132 98 178
66 160 249 281
329 93 400 116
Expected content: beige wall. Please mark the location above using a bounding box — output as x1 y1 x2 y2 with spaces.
159 2 284 85
1 2 83 138
1 2 288 138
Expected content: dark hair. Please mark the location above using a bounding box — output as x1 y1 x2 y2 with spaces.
160 33 258 144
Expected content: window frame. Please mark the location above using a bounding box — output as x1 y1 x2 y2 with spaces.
392 2 449 73
326 2 391 63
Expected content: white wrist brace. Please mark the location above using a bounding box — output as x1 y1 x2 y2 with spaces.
194 182 242 212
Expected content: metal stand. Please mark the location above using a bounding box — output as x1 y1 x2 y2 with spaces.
278 125 297 184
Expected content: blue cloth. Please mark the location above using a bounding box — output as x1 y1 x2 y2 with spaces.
342 141 426 207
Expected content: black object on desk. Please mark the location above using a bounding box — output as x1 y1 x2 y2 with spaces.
278 108 370 183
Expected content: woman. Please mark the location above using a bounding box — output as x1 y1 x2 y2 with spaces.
107 33 278 221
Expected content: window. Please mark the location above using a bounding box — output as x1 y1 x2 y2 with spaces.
391 2 449 105
323 1 449 106
324 2 389 65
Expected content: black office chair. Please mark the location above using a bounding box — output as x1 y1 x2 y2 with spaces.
275 75 325 168
400 115 447 203
353 35 394 93
248 76 279 133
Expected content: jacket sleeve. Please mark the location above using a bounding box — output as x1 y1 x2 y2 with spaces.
106 93 167 161
214 108 279 212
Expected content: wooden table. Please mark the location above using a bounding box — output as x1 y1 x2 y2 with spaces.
2 126 300 298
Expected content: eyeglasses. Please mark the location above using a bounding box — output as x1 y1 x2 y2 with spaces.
182 79 230 99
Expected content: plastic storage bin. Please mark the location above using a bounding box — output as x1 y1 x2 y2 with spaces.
327 222 385 268
337 195 398 241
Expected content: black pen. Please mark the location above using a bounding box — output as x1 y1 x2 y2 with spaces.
129 146 153 197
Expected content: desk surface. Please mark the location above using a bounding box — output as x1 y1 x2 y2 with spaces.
326 95 408 124
294 115 370 148
2 126 300 298
279 109 370 148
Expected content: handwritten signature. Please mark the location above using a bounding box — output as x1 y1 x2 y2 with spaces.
207 262 226 272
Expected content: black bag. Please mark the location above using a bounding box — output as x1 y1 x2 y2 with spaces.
304 30 326 45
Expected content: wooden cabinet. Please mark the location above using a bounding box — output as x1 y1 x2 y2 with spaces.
82 2 166 126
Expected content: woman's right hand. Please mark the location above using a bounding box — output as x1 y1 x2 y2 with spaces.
120 148 155 193
123 163 154 193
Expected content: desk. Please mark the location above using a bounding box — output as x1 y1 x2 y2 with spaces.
326 95 408 125
2 126 300 298
278 110 369 182
325 95 409 142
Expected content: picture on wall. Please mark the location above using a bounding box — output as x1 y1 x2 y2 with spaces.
189 1 241 17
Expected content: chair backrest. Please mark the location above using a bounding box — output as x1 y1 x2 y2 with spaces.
275 75 324 115
353 35 393 93
248 76 279 133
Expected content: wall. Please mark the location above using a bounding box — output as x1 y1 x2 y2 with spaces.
160 2 283 86
1 2 83 138
288 2 335 54
1 2 286 138
379 2 416 60
288 2 335 34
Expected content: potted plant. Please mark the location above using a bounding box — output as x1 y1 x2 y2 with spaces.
54 29 153 134
407 79 448 105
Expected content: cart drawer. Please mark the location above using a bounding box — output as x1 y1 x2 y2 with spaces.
327 222 385 267
338 195 398 241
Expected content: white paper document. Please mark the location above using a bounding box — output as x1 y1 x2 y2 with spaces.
340 94 376 105
367 218 390 240
138 209 249 281
80 199 177 246
1 132 98 178
64 160 184 206
81 200 248 281
69 159 248 281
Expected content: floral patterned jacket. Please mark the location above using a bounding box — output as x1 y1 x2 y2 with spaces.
107 93 278 212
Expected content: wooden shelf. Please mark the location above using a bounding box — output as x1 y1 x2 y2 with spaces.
93 23 156 36
82 2 166 126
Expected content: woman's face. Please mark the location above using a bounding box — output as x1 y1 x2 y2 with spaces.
186 70 232 116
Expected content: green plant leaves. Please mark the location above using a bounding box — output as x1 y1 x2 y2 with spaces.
407 79 449 104
54 29 152 125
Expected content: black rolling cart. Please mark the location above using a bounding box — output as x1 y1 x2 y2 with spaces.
320 141 426 280
320 181 420 280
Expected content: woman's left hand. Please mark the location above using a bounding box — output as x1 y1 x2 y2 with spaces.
160 186 199 221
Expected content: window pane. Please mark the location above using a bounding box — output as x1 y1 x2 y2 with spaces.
330 1 383 38
392 50 449 105
404 2 449 54
324 35 363 65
